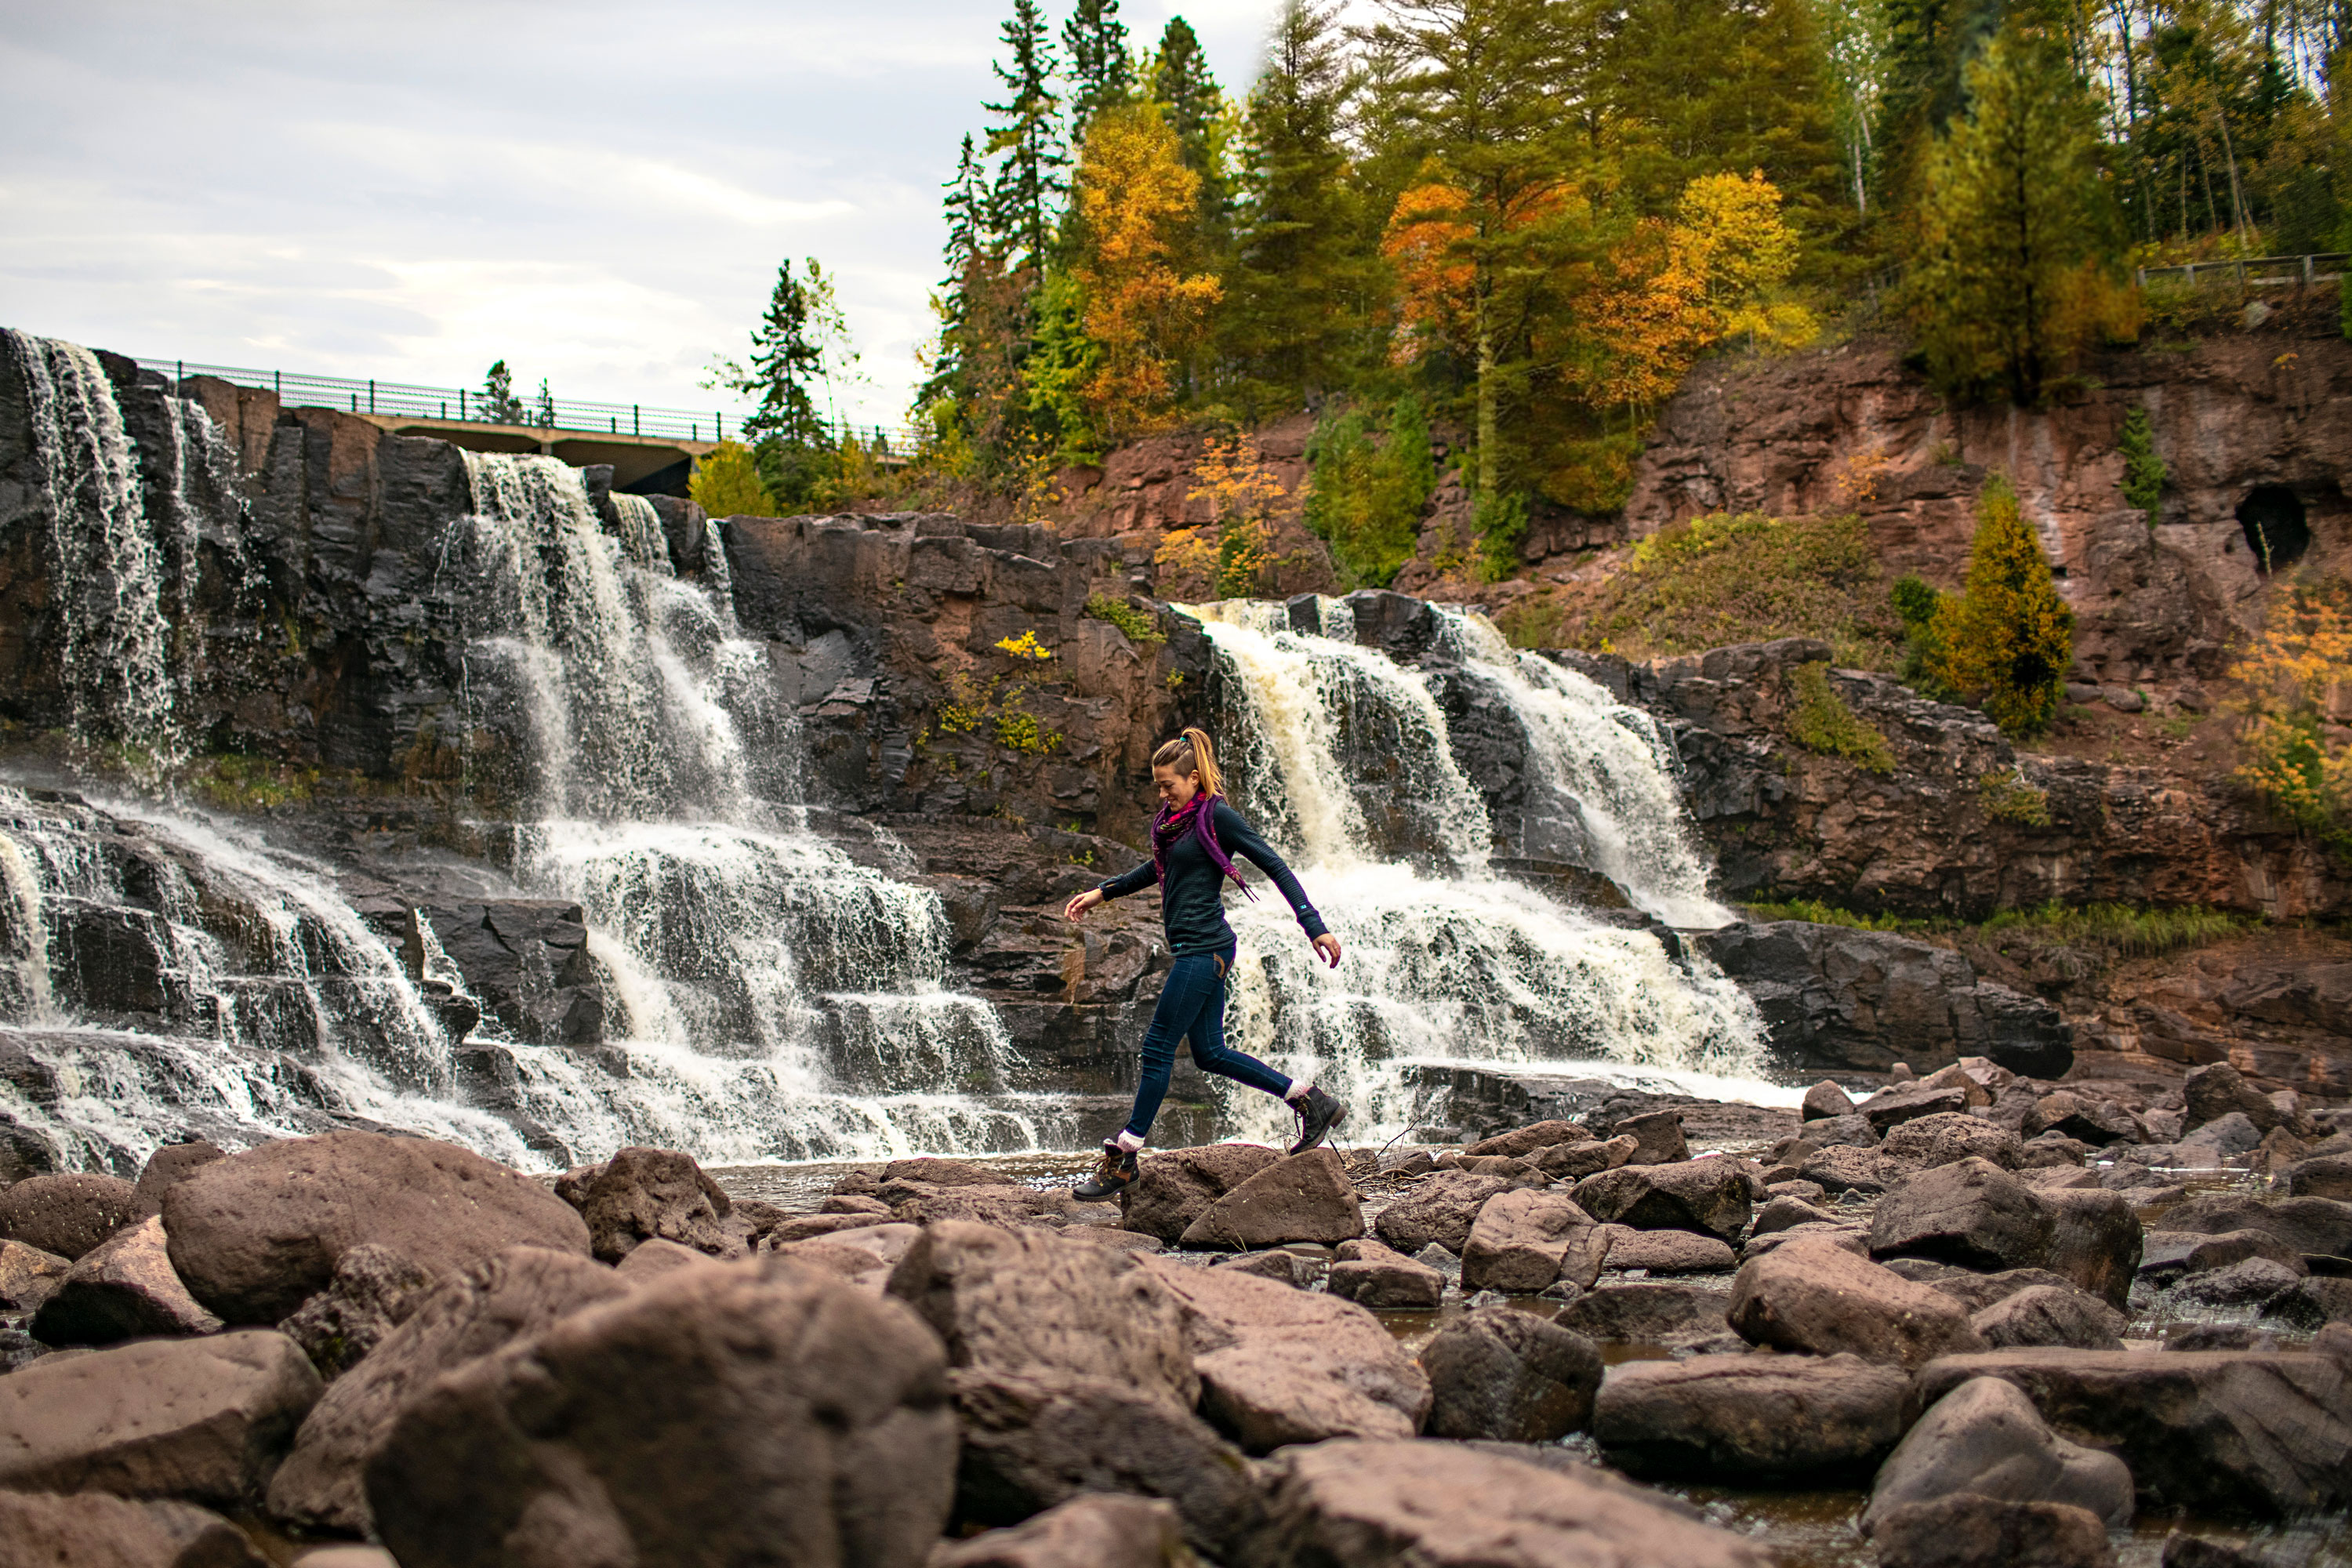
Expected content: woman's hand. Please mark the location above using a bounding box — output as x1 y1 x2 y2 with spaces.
1063 887 1105 922
1312 932 1342 968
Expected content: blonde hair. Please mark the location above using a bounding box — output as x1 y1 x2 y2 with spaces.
1152 727 1224 797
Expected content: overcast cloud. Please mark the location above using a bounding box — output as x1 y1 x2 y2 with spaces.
0 0 1304 426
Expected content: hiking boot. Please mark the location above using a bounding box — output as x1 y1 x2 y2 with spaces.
1073 1141 1139 1200
1288 1086 1348 1155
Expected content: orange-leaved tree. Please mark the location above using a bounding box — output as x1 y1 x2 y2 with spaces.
1381 180 1479 366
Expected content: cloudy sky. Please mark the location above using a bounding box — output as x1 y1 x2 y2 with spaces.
0 0 1306 428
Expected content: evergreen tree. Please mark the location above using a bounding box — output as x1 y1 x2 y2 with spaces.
717 258 851 506
1929 474 2073 736
924 133 992 413
984 0 1068 276
1150 17 1231 230
1062 0 1135 146
2118 405 2164 525
1871 0 2004 208
479 360 524 424
532 378 557 429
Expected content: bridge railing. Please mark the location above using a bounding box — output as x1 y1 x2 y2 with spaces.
2133 253 2347 289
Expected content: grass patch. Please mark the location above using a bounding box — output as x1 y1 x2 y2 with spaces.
1978 768 2052 826
1742 898 1921 931
1787 662 1895 773
1740 897 2254 960
187 753 319 811
1084 593 1167 647
1574 512 1903 666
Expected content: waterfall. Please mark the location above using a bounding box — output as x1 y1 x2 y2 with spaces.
1186 603 1775 1145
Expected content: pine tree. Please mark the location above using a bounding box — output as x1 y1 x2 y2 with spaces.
984 0 1067 276
1062 0 1134 146
1149 17 1230 230
1871 0 2003 209
2118 405 2164 525
1930 474 2074 735
480 360 524 424
532 378 557 429
717 259 851 506
923 134 992 414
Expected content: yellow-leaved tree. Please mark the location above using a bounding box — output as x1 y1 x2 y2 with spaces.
1073 103 1225 440
1929 475 2074 736
2226 582 2352 837
689 441 777 518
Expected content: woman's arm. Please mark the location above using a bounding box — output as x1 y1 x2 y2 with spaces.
1213 802 1328 939
1097 858 1157 902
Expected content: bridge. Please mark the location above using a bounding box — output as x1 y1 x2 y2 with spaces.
138 358 920 493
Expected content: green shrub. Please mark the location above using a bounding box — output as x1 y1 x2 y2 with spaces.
1476 491 1531 584
1303 396 1433 588
1740 898 1918 931
1583 511 1901 665
1084 593 1165 646
1929 475 2074 736
1540 433 1643 514
1786 662 1896 773
1891 573 1958 699
2118 406 2163 526
1978 768 2053 826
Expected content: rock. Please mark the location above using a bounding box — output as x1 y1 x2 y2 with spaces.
1799 1145 1914 1195
1807 1114 1884 1149
162 1132 591 1324
1570 1159 1752 1241
0 1490 267 1568
1177 1148 1363 1248
131 1141 225 1218
1864 1376 2135 1534
1885 1113 2024 1170
1857 1083 1985 1133
1751 1195 1838 1236
31 1217 223 1345
1612 1110 1689 1165
2263 1275 2352 1330
2038 1189 2143 1307
2158 1538 2274 1568
2157 1195 2352 1258
1555 1282 1733 1345
1140 1254 1430 1452
1729 1238 1986 1367
887 1222 1196 1410
0 1173 141 1261
562 1145 739 1262
1871 1495 2118 1568
1593 1352 1911 1482
0 1329 321 1506
932 1494 1187 1568
880 1156 1007 1186
267 1244 630 1534
1465 1120 1588 1158
1971 1286 2127 1350
293 1552 397 1568
1214 1249 1308 1287
1802 1080 1857 1121
1530 1135 1637 1181
1327 1239 1443 1308
1119 1143 1281 1243
1741 1222 1871 1259
1460 1189 1608 1293
1599 1225 1738 1273
0 1236 71 1314
946 1366 1258 1559
2287 1157 2352 1200
2184 1063 2285 1134
1243 1437 1769 1567
612 1234 716 1279
1420 1307 1602 1442
271 1243 434 1379
1454 1154 1545 1182
1869 1158 2056 1271
2168 1257 2303 1308
1374 1171 1511 1254
1888 1262 2079 1312
1912 1347 2352 1515
367 1256 957 1568
2023 1093 2140 1146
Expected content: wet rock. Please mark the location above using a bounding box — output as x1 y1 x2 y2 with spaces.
1465 1120 1588 1158
2287 1156 2352 1200
405 901 605 1047
2184 1063 2286 1134
0 1236 70 1314
1729 1238 1986 1367
0 1173 141 1261
1802 1080 1857 1121
1374 1171 1509 1254
1865 1376 2135 1533
1799 1145 1914 1195
1119 1143 1281 1243
1594 1352 1911 1483
1530 1134 1637 1181
2263 1275 2352 1329
267 1245 630 1534
367 1256 956 1568
131 1140 225 1218
1912 1347 2352 1515
2157 1195 2352 1259
946 1366 1258 1559
1141 1254 1430 1451
1421 1307 1602 1442
1243 1437 1769 1568
1857 1082 1986 1133
1178 1147 1363 1248
0 1490 267 1568
2023 1093 2141 1146
1555 1282 1733 1345
933 1494 1186 1568
1327 1238 1443 1308
1869 1158 2056 1271
2039 1188 2143 1308
2169 1257 2303 1308
32 1217 223 1345
2158 1537 2278 1568
1599 1225 1738 1274
1884 1113 2024 1170
0 1329 321 1506
162 1132 590 1324
1971 1286 2127 1350
1461 1189 1609 1293
1612 1110 1689 1166
562 1145 739 1262
1571 1159 1752 1241
887 1222 1196 1410
1871 1495 2118 1568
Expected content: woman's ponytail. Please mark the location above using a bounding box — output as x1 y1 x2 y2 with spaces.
1152 726 1225 797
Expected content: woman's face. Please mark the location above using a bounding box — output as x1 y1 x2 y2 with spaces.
1153 763 1199 808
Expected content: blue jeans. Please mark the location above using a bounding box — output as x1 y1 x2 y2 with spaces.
1122 943 1294 1141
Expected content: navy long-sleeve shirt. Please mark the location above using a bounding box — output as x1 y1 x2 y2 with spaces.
1098 800 1328 956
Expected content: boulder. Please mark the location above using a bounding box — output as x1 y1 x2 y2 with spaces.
1864 1375 2135 1534
1887 1262 2078 1312
946 1366 1258 1559
1461 1190 1608 1293
1971 1286 2127 1350
162 1133 591 1323
1729 1238 1985 1367
1751 1195 1838 1236
2038 1188 2143 1308
31 1217 223 1345
1740 1221 1871 1259
0 1330 322 1506
2166 1258 2302 1308
1857 1083 1985 1132
1593 1352 1910 1483
1885 1113 2024 1170
2155 1195 2352 1258
131 1141 225 1218
1570 1159 1752 1241
1465 1120 1588 1159
0 1173 141 1261
1555 1282 1734 1345
1802 1080 1856 1121
1327 1239 1443 1309
1599 1225 1738 1274
1215 1250 1310 1287
880 1156 1009 1187
2183 1063 2285 1134
2021 1093 2140 1147
0 1490 267 1568
931 1494 1187 1568
1798 1145 1914 1195
1119 1143 1281 1243
2287 1157 2352 1201
366 1257 957 1568
273 1243 435 1380
267 1245 630 1534
1871 1495 2118 1568
1612 1110 1689 1166
561 1145 739 1262
1911 1347 2352 1515
2263 1275 2352 1330
1806 1114 1884 1149
1531 1135 1637 1181
1373 1172 1508 1254
1140 1254 1430 1452
1177 1148 1363 1249
0 1236 71 1314
887 1222 1196 1410
1420 1308 1602 1442
1869 1158 2056 1271
1243 1438 1769 1568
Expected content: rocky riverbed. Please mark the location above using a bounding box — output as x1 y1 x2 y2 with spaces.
2 1054 2347 1568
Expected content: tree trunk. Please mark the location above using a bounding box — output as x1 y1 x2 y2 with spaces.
1474 270 1498 510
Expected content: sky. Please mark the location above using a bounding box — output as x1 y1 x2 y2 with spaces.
0 0 1312 429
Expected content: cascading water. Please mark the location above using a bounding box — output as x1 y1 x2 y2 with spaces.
1186 601 1776 1145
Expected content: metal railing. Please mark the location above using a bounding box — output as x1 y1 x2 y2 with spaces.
2134 252 2347 289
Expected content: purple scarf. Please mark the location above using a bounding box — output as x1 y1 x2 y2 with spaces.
1151 793 1255 900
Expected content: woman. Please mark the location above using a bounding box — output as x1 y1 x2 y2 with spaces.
1062 727 1345 1200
